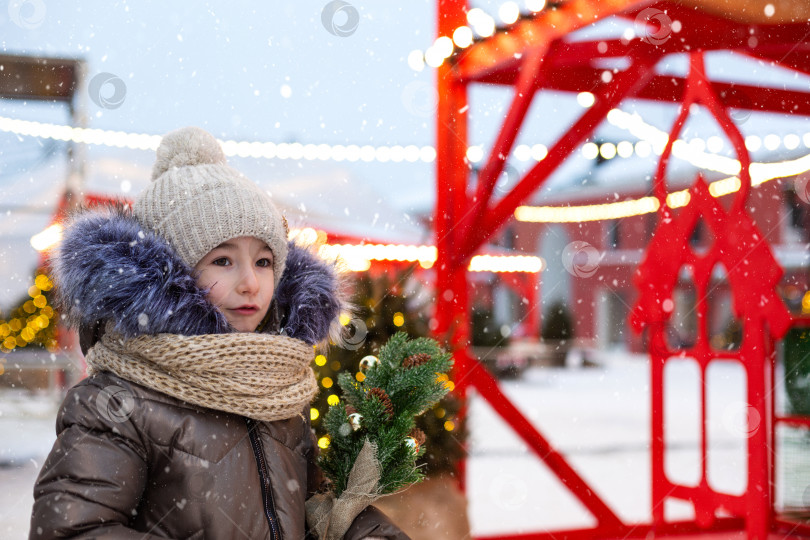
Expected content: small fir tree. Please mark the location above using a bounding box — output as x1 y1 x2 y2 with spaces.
541 301 574 342
319 332 453 495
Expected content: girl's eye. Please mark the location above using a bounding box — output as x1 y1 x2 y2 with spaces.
256 258 273 268
212 257 231 266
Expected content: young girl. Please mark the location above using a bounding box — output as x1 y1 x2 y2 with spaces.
29 127 406 539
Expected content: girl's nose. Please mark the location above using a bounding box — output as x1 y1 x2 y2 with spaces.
238 266 260 294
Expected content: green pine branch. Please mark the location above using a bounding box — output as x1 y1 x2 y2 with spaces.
318 332 453 496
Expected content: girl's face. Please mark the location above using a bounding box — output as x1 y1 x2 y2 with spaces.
194 236 275 332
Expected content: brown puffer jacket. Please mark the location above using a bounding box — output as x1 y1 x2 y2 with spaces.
30 370 407 539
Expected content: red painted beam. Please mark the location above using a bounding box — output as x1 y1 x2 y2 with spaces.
470 62 810 116
452 51 659 268
462 47 546 257
454 0 810 83
434 0 470 493
777 415 810 429
473 517 747 540
550 40 810 70
453 0 649 81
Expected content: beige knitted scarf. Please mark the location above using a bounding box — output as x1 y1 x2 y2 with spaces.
85 329 318 422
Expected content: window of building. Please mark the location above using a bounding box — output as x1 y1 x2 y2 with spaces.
606 219 620 250
784 188 809 243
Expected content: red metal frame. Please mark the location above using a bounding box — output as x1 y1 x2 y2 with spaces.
434 1 810 538
631 52 792 538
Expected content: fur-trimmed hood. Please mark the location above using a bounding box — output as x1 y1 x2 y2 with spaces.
52 205 347 347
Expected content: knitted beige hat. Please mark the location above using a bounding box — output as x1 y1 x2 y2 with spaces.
133 127 288 285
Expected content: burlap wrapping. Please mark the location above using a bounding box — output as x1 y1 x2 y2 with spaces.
85 327 318 422
306 439 382 540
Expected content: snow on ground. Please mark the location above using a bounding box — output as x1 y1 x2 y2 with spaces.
467 351 761 536
0 350 790 539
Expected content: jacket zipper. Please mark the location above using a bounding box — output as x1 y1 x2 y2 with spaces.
245 417 282 540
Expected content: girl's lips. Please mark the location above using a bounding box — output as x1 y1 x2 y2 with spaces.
231 306 259 315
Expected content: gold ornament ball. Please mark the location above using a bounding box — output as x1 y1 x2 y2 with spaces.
348 413 363 431
359 355 380 372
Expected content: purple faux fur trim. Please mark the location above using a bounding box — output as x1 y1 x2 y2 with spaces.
275 240 344 346
52 206 344 345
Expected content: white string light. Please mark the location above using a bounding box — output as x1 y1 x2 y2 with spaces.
5 110 805 171
516 112 810 224
0 116 438 164
6 108 808 226
318 242 545 273
31 223 544 273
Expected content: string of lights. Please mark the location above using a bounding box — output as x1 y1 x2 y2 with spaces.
0 116 438 164
4 100 809 226
4 110 807 170
515 110 810 223
31 225 546 274
409 1 551 71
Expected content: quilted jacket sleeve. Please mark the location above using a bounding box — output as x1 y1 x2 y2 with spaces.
29 376 160 540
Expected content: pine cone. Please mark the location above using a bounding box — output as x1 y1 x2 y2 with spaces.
409 428 426 446
366 387 394 420
402 353 431 369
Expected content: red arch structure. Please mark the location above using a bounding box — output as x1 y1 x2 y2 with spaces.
433 1 810 538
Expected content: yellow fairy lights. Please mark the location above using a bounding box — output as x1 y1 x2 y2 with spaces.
0 273 57 353
435 373 455 392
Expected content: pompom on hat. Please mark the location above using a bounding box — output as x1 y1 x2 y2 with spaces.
133 127 288 285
